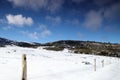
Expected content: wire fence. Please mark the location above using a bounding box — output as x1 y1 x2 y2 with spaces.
0 53 120 80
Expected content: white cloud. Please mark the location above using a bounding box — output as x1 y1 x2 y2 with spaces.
46 15 61 25
83 10 103 30
0 19 6 24
78 32 84 38
6 14 33 26
101 36 109 41
20 24 51 39
8 0 64 12
21 31 38 39
38 24 47 30
41 29 51 38
39 24 52 38
3 26 12 30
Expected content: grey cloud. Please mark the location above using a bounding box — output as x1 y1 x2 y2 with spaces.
104 26 120 34
46 15 62 25
93 0 114 6
72 0 85 3
104 2 120 21
83 10 103 30
65 19 80 26
8 0 47 10
47 0 64 12
8 0 64 12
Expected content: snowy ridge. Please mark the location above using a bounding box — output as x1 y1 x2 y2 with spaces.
0 46 120 80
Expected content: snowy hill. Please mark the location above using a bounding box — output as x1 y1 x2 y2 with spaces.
0 46 120 80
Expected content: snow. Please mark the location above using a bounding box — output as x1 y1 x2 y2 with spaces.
0 46 120 80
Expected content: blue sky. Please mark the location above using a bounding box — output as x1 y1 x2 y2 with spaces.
0 0 120 43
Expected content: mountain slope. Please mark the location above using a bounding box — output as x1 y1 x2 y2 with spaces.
0 37 41 47
0 37 120 57
44 40 120 57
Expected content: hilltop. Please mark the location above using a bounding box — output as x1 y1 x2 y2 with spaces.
0 37 120 57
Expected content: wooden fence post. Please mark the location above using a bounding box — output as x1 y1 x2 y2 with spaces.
22 54 27 80
101 60 104 67
94 59 96 71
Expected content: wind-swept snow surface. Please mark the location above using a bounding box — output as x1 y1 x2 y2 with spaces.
0 46 120 80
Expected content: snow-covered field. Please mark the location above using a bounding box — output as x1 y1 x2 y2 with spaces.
0 46 120 80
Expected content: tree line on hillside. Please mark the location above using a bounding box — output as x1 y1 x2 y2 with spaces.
0 37 120 57
43 40 120 57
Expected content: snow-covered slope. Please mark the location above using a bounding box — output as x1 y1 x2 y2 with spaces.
0 46 120 80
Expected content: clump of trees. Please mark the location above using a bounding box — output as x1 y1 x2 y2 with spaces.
0 44 5 47
44 46 64 51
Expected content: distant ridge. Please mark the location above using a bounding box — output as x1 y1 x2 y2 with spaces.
0 37 41 47
44 40 120 57
0 37 120 57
